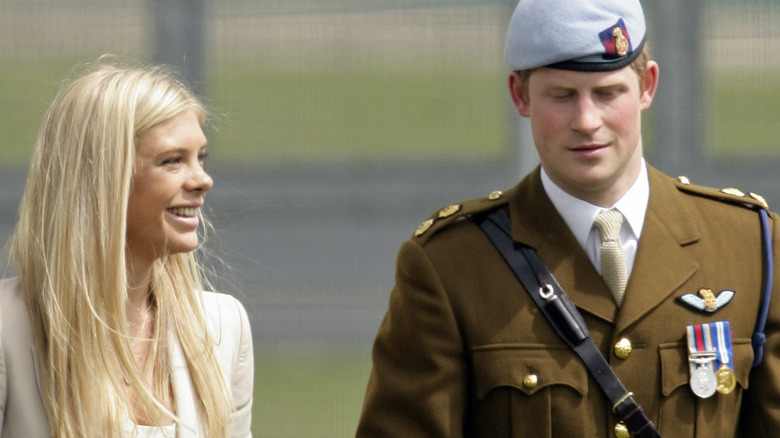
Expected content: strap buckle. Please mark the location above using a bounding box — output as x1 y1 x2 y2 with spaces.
612 392 635 413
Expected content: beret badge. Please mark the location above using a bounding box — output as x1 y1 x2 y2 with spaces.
600 18 632 58
613 27 629 56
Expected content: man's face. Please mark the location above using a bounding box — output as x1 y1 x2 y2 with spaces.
510 62 658 206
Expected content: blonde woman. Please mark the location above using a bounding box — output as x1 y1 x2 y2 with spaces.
0 61 253 437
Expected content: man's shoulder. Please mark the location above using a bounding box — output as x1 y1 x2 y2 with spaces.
409 188 512 245
672 175 770 212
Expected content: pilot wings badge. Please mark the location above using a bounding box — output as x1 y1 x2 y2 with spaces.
677 288 735 313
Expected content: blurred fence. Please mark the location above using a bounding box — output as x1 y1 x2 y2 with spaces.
1 1 778 170
0 1 778 436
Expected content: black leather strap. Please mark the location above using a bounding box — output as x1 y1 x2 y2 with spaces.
474 208 661 438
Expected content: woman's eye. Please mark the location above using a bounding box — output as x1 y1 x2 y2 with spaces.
162 157 182 165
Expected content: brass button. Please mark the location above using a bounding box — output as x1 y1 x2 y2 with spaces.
614 337 632 360
488 190 503 200
615 421 630 438
523 374 538 389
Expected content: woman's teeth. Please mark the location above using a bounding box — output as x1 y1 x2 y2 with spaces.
169 207 198 217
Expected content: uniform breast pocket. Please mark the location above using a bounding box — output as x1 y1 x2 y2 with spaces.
658 340 752 437
470 344 592 438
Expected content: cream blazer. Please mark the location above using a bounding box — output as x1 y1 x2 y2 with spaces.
0 277 254 437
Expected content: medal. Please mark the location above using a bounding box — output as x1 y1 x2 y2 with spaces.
690 365 717 398
716 364 736 395
713 321 736 395
686 321 736 398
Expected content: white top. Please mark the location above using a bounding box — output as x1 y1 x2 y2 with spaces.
540 160 650 277
123 419 177 438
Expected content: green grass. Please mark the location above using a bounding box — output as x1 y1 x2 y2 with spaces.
707 71 780 155
0 55 508 167
207 61 507 165
0 57 84 165
251 346 372 437
2 56 777 168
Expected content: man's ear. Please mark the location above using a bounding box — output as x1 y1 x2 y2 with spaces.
508 71 531 117
639 60 659 111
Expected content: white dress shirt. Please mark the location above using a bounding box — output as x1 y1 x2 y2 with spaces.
540 160 650 278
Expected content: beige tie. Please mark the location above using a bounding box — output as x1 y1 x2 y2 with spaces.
594 209 628 306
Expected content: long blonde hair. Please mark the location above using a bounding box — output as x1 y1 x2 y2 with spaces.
10 61 232 437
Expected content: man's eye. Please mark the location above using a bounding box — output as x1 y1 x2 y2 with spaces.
597 88 622 98
549 91 573 100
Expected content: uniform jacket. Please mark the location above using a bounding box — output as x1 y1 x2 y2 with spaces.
0 277 254 437
357 165 780 437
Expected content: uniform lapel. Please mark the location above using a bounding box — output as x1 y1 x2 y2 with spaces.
508 168 618 323
614 166 700 331
505 166 702 328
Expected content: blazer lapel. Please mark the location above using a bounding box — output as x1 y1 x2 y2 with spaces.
615 166 700 331
170 292 224 438
171 333 201 437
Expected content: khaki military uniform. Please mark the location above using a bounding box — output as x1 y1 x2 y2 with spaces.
357 165 780 437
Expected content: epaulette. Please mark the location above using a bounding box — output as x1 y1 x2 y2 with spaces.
412 189 508 244
674 175 769 211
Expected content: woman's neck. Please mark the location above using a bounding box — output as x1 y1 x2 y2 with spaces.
126 256 153 335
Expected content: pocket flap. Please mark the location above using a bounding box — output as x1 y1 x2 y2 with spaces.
471 344 587 400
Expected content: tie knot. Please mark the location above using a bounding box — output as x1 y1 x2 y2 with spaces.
594 209 624 242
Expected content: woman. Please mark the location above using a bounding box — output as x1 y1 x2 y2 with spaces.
0 61 253 437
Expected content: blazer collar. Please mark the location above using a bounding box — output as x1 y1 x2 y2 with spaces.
171 291 225 437
505 165 700 326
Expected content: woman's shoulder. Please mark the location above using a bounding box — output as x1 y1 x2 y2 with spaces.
198 291 253 383
0 277 28 320
0 278 36 372
199 291 251 346
200 290 245 310
0 277 22 296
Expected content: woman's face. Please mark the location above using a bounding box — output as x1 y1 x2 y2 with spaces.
126 109 213 264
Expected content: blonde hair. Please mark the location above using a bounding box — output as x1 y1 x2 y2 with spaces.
10 61 232 437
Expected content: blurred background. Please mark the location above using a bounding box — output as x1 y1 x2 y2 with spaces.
0 0 777 436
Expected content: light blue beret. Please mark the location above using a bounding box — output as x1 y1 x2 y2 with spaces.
505 0 647 71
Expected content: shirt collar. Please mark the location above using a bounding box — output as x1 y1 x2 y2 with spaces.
541 160 649 249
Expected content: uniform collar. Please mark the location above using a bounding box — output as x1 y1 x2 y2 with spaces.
540 160 649 250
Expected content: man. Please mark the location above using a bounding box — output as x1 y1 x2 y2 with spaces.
356 0 780 437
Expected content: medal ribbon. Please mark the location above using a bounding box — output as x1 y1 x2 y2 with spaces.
686 324 715 375
712 320 733 371
686 321 733 373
